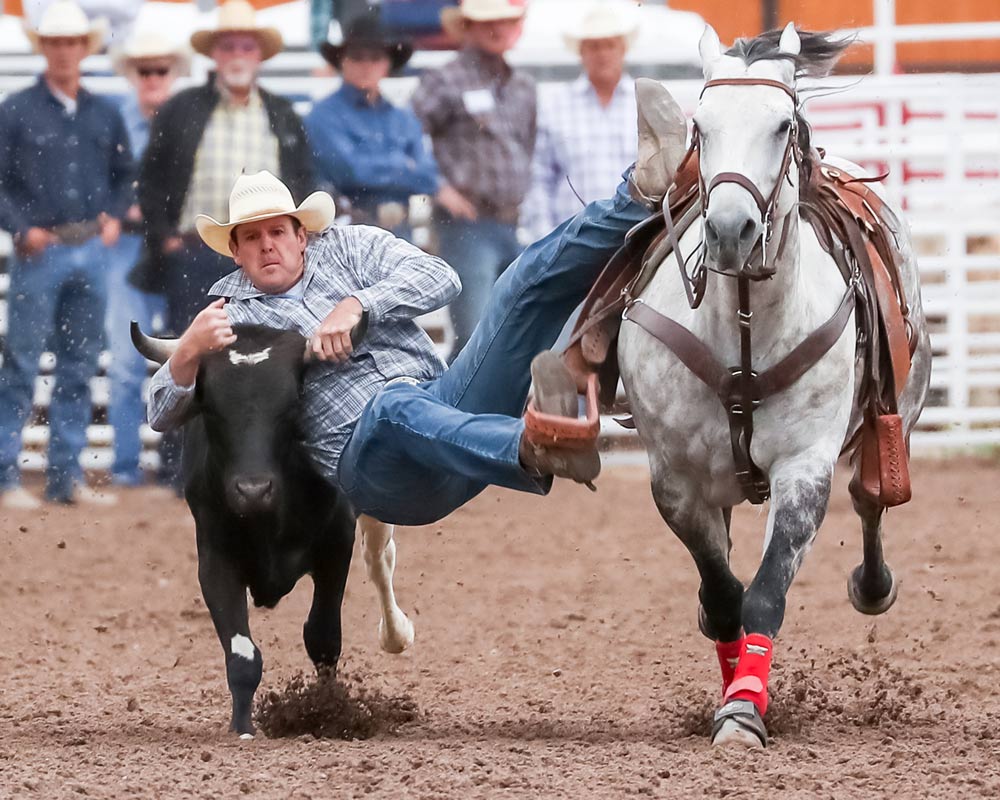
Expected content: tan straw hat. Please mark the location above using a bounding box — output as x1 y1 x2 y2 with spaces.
190 0 284 61
563 3 639 54
196 171 336 256
25 0 106 56
441 0 527 43
111 29 191 76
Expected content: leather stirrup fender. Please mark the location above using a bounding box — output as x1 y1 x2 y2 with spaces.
523 374 601 450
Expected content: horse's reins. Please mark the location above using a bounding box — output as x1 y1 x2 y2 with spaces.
623 77 858 504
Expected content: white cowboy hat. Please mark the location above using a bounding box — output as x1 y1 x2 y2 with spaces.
196 171 337 257
111 29 191 76
25 0 107 56
441 0 527 44
563 3 639 54
190 0 284 61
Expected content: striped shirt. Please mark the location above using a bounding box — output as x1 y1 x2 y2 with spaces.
146 224 461 484
178 86 280 233
411 47 536 216
521 75 637 240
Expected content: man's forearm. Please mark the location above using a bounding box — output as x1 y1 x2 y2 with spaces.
146 361 195 433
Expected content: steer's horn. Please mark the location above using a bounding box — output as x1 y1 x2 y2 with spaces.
131 321 180 364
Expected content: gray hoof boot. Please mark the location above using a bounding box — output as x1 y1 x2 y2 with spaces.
712 699 767 748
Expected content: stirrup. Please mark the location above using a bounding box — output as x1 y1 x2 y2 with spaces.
523 374 600 450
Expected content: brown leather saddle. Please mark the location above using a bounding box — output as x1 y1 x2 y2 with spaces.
555 151 916 507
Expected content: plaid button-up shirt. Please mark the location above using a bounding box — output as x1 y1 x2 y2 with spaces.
178 86 280 233
146 224 461 484
521 75 637 240
411 47 536 216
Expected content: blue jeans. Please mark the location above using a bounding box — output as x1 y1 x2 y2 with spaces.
105 234 166 484
338 178 646 525
436 216 522 361
0 238 109 497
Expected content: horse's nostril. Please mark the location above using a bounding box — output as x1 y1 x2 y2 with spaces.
705 218 720 247
740 218 758 244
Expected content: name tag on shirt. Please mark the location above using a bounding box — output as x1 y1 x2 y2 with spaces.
462 89 495 115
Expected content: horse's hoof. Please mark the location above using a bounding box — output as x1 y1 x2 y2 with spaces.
239 733 255 741
847 565 899 615
379 614 415 654
711 700 767 749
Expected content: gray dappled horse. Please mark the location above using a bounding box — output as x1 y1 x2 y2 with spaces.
618 25 931 747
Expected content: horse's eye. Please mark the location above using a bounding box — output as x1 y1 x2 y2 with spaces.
776 119 792 136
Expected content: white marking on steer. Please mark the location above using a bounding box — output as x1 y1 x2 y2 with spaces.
358 514 414 654
230 634 256 660
229 347 271 366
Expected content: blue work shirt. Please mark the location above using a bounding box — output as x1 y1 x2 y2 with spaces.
0 77 133 236
304 82 440 213
118 93 151 160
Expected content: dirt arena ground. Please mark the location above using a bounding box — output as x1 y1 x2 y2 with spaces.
1 457 999 799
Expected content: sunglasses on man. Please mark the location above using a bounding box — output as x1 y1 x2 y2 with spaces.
137 66 171 78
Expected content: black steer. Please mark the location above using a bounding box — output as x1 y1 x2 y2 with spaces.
132 323 356 736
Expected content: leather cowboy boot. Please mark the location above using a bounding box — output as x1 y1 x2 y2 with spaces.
520 351 601 484
629 77 689 208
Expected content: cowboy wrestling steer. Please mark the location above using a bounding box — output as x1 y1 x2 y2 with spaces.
132 322 414 737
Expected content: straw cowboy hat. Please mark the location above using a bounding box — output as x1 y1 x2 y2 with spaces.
441 0 527 43
196 171 337 257
320 13 414 73
563 3 639 53
25 0 107 56
190 0 284 61
111 29 191 76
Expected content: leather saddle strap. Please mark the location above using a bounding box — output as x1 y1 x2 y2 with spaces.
755 287 856 398
624 301 731 396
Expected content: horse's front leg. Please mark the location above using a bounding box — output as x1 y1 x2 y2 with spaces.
714 456 835 749
649 472 746 700
359 514 415 654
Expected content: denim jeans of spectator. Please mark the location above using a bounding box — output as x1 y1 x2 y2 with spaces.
0 237 109 500
158 240 236 489
105 233 167 485
435 215 522 362
338 177 646 526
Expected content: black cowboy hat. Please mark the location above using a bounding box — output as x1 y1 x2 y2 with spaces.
320 13 414 73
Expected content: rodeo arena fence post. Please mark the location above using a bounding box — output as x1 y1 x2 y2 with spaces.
1 10 999 475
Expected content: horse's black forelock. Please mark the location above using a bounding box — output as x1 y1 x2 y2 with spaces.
723 28 854 200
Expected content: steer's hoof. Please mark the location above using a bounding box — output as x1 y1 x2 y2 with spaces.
379 613 415 654
847 564 899 615
711 700 767 749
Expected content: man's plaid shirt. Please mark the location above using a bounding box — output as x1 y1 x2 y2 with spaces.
146 224 461 484
411 47 536 216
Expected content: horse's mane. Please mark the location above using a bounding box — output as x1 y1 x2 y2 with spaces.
725 29 854 196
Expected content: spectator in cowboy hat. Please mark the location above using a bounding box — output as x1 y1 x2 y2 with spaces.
132 0 312 490
305 12 441 240
0 0 132 509
411 0 536 361
103 30 189 489
522 2 639 240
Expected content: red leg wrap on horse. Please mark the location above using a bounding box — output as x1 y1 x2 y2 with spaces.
723 633 773 715
715 637 745 696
